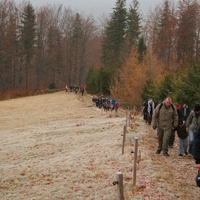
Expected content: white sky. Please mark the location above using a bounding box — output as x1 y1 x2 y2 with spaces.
15 0 165 19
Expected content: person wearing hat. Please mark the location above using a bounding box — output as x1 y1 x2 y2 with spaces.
186 104 200 155
176 120 188 156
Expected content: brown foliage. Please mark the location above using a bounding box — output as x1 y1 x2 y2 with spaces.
143 0 200 69
0 89 63 101
0 90 28 101
110 48 165 108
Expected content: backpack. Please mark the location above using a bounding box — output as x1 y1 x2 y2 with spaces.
158 102 175 118
115 103 119 108
196 170 200 187
158 102 175 112
143 100 149 112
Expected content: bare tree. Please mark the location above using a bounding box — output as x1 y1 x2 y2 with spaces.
0 0 18 91
176 0 199 65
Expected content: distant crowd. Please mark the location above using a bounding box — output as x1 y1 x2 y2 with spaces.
92 95 119 112
65 84 84 96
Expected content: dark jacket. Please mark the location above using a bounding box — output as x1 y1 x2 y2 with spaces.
176 124 188 139
193 126 200 164
180 106 190 121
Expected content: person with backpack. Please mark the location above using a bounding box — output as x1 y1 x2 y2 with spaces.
142 99 149 122
186 104 200 156
142 98 155 125
114 102 119 112
152 97 178 156
80 87 84 96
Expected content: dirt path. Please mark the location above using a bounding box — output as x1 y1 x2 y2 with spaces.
0 91 199 200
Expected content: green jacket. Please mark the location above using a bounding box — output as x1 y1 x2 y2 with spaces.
152 102 178 131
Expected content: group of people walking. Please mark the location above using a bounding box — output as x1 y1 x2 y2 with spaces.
92 95 119 113
66 84 84 96
143 96 200 171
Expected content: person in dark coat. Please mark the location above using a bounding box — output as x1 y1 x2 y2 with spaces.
193 125 200 170
142 99 155 125
176 120 188 156
80 87 84 96
180 103 190 121
186 104 200 155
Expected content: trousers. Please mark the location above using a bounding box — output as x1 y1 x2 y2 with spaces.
188 129 195 155
179 137 189 154
157 127 171 154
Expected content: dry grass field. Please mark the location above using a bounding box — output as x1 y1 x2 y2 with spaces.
0 91 200 200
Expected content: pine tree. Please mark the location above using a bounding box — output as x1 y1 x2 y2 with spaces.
70 13 83 85
126 0 141 54
138 36 147 61
19 3 36 91
101 0 127 69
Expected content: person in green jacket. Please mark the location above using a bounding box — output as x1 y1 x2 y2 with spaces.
152 97 178 156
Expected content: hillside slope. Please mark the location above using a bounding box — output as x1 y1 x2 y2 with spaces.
0 91 199 200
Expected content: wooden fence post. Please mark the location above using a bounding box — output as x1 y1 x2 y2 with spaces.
133 136 138 186
126 107 130 127
126 109 128 126
113 172 124 200
122 125 127 155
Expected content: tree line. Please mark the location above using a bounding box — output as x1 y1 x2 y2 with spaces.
86 0 200 108
0 0 101 92
1 0 200 108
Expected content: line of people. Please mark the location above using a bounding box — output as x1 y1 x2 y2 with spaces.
143 97 200 161
92 95 119 113
149 97 200 187
66 84 84 96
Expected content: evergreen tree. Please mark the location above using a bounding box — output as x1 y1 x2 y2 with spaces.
138 36 147 61
101 0 127 69
86 67 110 95
19 3 36 91
126 0 141 54
157 74 175 100
175 64 200 107
86 67 99 94
71 13 83 85
141 80 157 102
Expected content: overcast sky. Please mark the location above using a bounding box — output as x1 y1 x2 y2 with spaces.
15 0 165 19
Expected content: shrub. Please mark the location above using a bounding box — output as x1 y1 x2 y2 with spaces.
49 83 56 89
